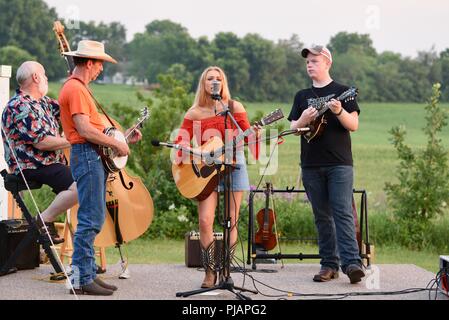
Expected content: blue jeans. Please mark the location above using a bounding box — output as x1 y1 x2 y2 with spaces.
302 165 361 273
70 143 107 286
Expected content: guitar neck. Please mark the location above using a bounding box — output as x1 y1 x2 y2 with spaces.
207 109 283 158
264 186 270 225
316 96 342 117
55 30 75 74
213 127 253 157
65 55 75 74
124 120 145 141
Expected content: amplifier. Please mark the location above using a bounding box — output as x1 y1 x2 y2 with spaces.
0 219 40 270
439 255 449 297
185 231 223 268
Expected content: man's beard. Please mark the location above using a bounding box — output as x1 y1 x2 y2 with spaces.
38 80 48 97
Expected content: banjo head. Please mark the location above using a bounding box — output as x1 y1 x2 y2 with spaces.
104 127 128 171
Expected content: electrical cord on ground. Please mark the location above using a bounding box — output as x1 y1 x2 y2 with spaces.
426 267 449 300
225 254 445 300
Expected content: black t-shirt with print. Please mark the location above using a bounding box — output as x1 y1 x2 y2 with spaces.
287 81 360 168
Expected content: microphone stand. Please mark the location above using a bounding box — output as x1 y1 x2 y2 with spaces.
175 95 257 300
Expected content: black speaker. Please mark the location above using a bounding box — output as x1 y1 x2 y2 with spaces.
0 219 40 270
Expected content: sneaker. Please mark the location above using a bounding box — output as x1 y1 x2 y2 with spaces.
345 264 365 284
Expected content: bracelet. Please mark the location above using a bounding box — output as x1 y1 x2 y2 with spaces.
334 108 343 116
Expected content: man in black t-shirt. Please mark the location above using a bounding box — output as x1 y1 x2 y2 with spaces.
288 45 365 284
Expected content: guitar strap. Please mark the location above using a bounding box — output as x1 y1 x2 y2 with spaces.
68 77 116 127
65 77 115 160
228 99 234 115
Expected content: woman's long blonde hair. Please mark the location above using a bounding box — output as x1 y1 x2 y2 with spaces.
193 66 231 108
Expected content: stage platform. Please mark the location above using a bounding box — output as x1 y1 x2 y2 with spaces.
0 263 447 300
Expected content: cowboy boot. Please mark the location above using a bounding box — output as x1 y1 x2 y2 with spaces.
200 241 217 288
219 242 237 283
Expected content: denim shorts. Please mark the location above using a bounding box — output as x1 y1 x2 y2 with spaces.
217 151 250 192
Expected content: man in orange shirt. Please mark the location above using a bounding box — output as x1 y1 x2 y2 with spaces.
59 40 142 296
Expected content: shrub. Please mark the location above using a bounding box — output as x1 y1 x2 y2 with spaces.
385 83 449 232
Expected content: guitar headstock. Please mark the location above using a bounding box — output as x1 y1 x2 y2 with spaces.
337 86 358 102
255 108 284 127
53 21 64 34
53 20 75 74
265 181 273 193
136 107 150 128
53 21 71 55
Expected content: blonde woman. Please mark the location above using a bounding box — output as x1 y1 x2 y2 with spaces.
175 66 259 288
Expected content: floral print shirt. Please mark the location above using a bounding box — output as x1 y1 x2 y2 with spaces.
1 89 67 175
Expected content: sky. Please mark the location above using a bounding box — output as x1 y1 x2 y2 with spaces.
44 0 449 58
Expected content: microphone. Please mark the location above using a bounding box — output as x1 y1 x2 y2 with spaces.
279 127 311 137
211 80 221 100
152 139 208 159
151 139 180 149
295 127 311 134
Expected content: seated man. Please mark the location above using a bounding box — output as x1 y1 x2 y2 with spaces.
1 61 77 243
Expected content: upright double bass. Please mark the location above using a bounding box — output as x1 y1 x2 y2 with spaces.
53 21 154 248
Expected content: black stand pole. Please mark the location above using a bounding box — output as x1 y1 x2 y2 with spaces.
246 187 371 268
176 97 257 300
0 170 65 279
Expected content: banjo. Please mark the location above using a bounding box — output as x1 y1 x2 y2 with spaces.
100 107 150 173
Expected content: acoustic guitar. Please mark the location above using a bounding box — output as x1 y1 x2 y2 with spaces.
172 109 284 201
303 87 358 143
255 182 277 251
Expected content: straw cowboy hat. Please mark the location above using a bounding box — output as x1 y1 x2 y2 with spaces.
63 40 117 64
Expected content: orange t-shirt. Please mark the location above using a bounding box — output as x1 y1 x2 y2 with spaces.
58 76 105 144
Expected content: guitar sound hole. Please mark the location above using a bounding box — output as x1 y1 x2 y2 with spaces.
199 165 215 178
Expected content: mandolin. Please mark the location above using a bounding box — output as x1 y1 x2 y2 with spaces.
303 87 358 143
172 108 284 201
254 182 277 251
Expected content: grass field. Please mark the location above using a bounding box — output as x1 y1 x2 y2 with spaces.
46 82 449 272
48 82 150 107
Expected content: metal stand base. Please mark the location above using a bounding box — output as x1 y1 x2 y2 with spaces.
176 276 257 300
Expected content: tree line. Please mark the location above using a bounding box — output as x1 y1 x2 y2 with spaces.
1 0 449 102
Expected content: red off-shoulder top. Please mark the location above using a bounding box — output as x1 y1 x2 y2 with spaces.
175 112 259 161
